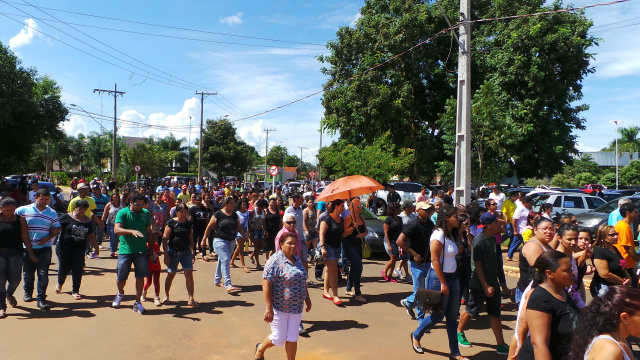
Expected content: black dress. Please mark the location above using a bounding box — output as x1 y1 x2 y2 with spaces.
264 208 281 252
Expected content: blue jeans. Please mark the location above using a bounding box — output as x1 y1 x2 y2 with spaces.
107 224 118 254
343 241 363 296
23 247 52 301
413 270 461 357
214 238 236 287
0 249 23 310
507 234 523 259
405 260 430 319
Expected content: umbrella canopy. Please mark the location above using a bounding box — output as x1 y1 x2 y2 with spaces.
316 175 384 202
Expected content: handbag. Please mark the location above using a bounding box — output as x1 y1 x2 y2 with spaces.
416 238 448 314
362 239 371 258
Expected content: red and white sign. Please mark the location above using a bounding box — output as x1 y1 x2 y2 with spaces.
309 171 316 177
134 165 141 172
269 165 279 176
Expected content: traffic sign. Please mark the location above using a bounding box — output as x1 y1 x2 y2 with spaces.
309 171 316 177
269 165 279 176
134 165 141 172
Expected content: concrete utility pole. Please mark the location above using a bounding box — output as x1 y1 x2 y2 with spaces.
298 147 308 172
264 129 276 181
195 91 217 183
453 0 471 206
611 120 624 190
94 84 125 180
318 127 322 182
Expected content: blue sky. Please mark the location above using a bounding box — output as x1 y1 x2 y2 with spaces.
0 0 638 165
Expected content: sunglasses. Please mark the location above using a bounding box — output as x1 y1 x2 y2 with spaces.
133 202 143 207
285 221 297 225
488 203 497 206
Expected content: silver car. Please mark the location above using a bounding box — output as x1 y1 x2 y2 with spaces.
532 193 606 215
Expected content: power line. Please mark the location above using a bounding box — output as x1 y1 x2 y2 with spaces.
2 1 324 45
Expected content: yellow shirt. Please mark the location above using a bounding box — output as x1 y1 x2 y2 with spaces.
502 199 517 223
522 227 534 242
177 193 190 202
67 196 97 218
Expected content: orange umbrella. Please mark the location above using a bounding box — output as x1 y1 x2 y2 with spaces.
316 175 385 202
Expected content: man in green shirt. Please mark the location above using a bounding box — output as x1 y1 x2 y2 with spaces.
456 212 509 355
112 194 154 314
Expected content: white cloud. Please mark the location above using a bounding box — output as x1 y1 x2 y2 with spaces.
220 13 243 26
62 115 89 137
576 142 601 153
9 18 42 49
238 119 266 151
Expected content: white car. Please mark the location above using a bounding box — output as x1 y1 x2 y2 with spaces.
303 187 324 199
532 193 607 215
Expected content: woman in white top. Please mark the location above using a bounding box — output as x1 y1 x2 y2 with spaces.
569 285 640 360
102 193 123 257
411 204 468 360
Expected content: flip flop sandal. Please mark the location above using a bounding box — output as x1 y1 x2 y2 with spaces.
255 343 264 360
226 286 239 293
187 301 200 308
355 297 367 303
242 268 251 273
230 263 239 268
72 293 82 300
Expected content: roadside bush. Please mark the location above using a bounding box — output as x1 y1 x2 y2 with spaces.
524 178 547 188
550 174 575 188
601 173 616 188
574 172 599 188
51 172 69 185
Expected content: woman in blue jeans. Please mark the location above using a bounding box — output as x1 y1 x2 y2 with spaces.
203 197 248 293
411 204 468 360
0 197 37 318
343 198 368 303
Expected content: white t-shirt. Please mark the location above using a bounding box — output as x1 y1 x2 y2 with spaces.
399 212 417 226
489 192 506 212
430 229 458 273
513 205 530 234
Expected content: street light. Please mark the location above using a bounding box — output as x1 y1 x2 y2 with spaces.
611 120 624 190
70 104 108 133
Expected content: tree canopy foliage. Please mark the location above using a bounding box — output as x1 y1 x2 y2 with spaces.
200 118 261 178
319 0 596 181
0 42 68 176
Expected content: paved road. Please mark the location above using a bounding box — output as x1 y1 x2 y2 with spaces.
4 249 524 360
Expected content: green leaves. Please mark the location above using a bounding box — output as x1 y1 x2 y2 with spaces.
200 118 260 178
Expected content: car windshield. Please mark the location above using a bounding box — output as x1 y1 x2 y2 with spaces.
393 183 422 192
360 207 379 220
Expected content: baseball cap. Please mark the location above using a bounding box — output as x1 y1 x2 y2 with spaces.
480 212 498 226
181 185 188 190
415 201 434 211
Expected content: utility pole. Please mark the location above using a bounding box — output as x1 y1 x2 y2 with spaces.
94 84 125 181
195 92 217 183
264 129 276 182
298 147 308 173
611 120 623 190
453 0 471 206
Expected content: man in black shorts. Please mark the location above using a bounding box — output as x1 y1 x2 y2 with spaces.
456 212 509 355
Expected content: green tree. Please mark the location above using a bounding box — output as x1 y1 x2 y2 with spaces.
574 172 599 187
550 174 574 188
266 145 289 167
600 173 616 189
619 160 640 186
121 142 178 179
524 178 548 188
319 0 596 180
155 134 188 171
0 43 68 175
564 154 603 178
200 118 259 178
318 133 415 182
602 126 640 161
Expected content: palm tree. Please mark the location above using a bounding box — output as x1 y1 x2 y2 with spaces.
155 134 188 171
618 126 640 160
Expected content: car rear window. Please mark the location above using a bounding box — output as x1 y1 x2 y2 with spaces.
393 183 422 193
563 196 585 209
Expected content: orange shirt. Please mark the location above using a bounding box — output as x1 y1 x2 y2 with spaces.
614 220 636 268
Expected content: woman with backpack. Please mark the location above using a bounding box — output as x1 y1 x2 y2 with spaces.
162 203 198 307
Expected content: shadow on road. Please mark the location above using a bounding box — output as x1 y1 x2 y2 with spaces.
302 319 369 334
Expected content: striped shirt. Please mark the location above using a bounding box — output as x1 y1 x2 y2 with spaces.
15 204 61 249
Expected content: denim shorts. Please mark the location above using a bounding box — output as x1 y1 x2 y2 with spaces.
116 252 150 281
252 229 265 240
167 248 193 273
465 288 501 318
385 242 399 256
322 243 341 261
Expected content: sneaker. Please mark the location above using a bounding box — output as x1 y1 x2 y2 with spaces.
132 301 146 314
496 344 509 355
405 275 413 283
316 276 324 282
154 296 161 307
457 332 472 347
400 299 416 319
23 293 33 302
140 290 147 302
37 299 50 311
298 324 307 335
112 293 123 308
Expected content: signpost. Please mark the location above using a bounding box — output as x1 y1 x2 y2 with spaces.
309 170 316 178
134 165 141 187
269 165 278 191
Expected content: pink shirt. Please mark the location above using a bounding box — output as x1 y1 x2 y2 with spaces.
416 194 428 202
274 227 302 258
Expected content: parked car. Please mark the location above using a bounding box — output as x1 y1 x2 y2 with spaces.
532 192 607 215
303 187 324 200
600 191 627 203
361 207 386 252
575 195 640 237
362 181 426 216
580 184 606 194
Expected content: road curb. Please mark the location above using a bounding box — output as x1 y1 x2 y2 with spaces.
503 265 592 289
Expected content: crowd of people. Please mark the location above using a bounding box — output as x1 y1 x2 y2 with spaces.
1 178 640 360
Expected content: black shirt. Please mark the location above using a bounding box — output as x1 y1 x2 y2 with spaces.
384 216 403 244
401 218 434 260
442 193 453 206
213 210 238 241
166 218 192 251
58 214 94 250
265 208 281 240
189 204 210 231
344 215 366 246
591 246 628 288
518 286 579 360
0 215 23 253
322 215 344 247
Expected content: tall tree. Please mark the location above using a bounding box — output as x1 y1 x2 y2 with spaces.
121 142 178 179
200 118 260 178
319 0 596 180
155 134 188 170
266 145 289 167
602 126 640 160
0 43 68 176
